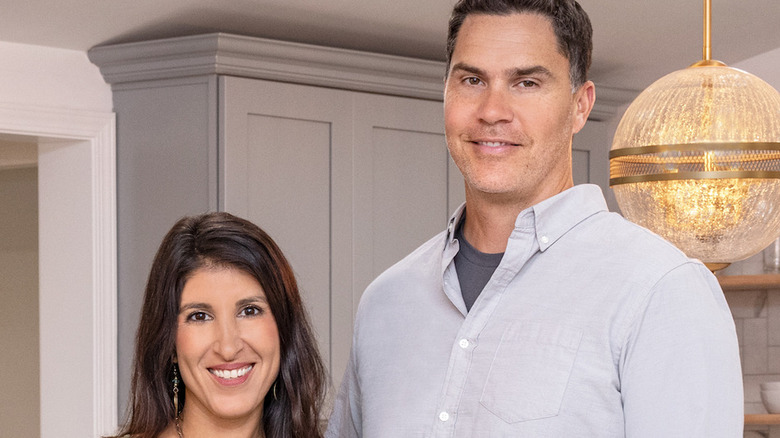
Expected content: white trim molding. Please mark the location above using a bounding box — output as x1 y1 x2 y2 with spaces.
588 85 639 121
0 102 117 437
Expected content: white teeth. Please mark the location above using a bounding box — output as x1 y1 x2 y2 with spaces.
210 365 253 379
480 141 508 147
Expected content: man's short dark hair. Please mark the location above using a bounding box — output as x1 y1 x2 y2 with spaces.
446 0 593 89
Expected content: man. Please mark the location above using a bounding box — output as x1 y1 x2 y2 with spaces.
327 0 743 436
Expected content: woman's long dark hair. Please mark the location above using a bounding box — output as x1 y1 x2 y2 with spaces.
109 212 326 438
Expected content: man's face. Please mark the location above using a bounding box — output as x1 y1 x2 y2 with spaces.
444 12 593 207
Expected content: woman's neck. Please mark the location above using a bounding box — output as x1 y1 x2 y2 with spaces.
167 405 264 438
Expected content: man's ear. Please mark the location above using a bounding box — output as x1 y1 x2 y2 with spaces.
572 81 596 134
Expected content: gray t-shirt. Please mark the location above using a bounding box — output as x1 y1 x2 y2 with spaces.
453 220 504 311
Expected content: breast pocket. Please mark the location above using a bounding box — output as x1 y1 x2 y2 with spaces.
480 322 582 423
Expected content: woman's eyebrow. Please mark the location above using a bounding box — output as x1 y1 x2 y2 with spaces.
236 295 268 307
179 302 213 314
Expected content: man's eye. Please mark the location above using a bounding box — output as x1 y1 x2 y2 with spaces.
517 80 538 88
465 77 482 86
187 312 211 322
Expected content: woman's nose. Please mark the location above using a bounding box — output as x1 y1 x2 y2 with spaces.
213 318 243 360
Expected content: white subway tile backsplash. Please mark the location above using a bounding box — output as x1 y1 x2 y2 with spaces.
727 290 769 319
742 430 765 438
745 344 769 374
736 318 746 345
767 291 780 346
745 318 769 346
769 347 780 374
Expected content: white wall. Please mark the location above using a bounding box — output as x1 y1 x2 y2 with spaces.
0 166 38 438
0 41 111 111
735 47 780 90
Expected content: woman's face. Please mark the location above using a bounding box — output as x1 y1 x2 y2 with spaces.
175 266 281 424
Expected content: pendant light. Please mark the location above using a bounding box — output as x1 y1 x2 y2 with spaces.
609 0 780 271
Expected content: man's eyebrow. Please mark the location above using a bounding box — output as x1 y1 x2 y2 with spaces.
508 65 554 79
449 62 485 77
449 62 554 80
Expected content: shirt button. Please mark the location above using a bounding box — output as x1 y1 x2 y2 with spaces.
439 411 450 422
540 235 549 244
459 338 470 349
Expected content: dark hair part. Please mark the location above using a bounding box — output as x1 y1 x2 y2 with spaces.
110 212 326 438
446 0 593 89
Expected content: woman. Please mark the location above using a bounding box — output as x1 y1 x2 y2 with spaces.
110 212 326 438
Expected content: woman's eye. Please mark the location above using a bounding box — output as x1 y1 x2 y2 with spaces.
240 306 263 317
187 312 211 322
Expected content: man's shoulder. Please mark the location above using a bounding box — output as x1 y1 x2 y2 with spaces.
375 229 447 284
568 210 702 279
588 210 690 256
357 229 447 309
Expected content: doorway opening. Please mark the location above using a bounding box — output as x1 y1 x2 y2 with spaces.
0 104 117 437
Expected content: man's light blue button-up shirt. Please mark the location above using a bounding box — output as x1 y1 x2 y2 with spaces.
327 184 743 437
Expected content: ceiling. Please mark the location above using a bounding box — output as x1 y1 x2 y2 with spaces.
0 0 778 93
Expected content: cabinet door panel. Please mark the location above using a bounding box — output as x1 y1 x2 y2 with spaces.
573 148 590 185
243 114 331 362
370 127 448 272
352 94 454 303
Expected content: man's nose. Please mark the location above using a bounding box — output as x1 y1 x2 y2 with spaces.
478 86 514 125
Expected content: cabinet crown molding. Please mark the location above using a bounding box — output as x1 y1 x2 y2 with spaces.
88 32 636 114
88 33 447 100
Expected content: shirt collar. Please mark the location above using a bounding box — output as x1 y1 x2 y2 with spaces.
447 202 466 243
531 184 608 251
446 184 608 250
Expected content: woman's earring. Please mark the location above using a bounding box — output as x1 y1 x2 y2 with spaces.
273 380 278 401
172 363 180 416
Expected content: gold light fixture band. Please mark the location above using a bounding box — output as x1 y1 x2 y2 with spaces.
610 171 780 186
609 142 780 159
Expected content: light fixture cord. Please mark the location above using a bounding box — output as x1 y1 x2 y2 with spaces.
703 0 712 61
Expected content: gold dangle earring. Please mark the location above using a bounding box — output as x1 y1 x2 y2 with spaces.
172 363 180 416
273 379 278 401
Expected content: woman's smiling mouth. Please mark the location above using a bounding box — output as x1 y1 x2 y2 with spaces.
209 364 254 380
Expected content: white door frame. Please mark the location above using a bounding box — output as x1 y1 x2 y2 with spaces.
0 102 117 437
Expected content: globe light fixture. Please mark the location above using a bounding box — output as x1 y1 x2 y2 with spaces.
609 0 780 271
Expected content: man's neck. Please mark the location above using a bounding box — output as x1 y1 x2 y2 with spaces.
461 193 529 254
461 182 573 253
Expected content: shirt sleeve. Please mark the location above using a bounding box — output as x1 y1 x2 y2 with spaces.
326 335 362 438
620 262 743 437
